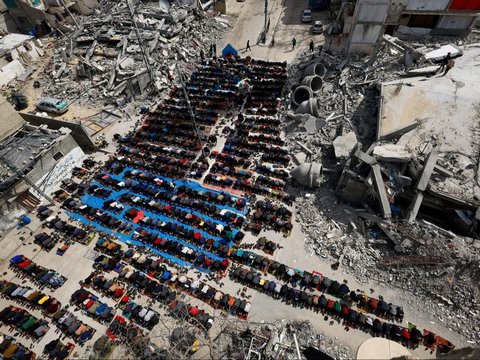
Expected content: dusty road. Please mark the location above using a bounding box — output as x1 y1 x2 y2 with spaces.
220 0 327 62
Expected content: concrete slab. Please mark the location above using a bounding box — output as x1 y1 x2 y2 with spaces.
373 144 412 162
378 47 480 154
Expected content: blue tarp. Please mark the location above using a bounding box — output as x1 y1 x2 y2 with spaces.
67 164 248 272
222 43 238 57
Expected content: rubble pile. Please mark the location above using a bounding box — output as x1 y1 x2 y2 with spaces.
210 319 352 359
36 0 230 108
284 36 480 346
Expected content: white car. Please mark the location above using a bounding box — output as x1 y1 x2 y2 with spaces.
301 9 312 23
312 20 323 33
35 97 69 114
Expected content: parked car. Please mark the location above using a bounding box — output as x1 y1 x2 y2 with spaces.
301 9 312 23
312 20 323 33
35 97 69 114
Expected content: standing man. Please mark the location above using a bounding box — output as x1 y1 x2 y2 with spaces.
246 40 251 51
200 48 205 61
213 43 217 57
438 52 452 73
442 58 455 76
309 40 314 52
292 38 297 50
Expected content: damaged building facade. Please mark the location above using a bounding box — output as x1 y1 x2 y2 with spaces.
0 33 44 86
1 0 98 33
0 95 83 217
344 0 480 53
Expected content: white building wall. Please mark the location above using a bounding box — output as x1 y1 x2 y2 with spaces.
357 0 390 22
405 0 450 11
437 14 475 29
351 23 383 43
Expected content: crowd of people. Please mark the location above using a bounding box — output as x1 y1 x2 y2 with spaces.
93 256 215 332
49 310 94 344
42 338 74 360
0 334 36 360
230 266 427 349
9 255 66 289
43 216 91 245
0 280 62 316
0 306 50 341
90 244 250 319
228 249 407 322
70 288 115 324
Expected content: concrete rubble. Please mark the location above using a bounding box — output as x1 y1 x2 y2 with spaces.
332 131 357 160
210 319 352 360
28 0 230 108
284 31 480 346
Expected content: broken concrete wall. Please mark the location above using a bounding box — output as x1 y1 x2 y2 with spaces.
20 112 96 151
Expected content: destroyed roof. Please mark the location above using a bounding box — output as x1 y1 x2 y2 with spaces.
0 124 62 192
0 34 34 56
377 46 480 205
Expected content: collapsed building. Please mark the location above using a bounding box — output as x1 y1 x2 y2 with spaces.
0 0 98 34
0 33 45 86
0 94 83 221
33 0 230 108
288 39 480 239
286 34 480 344
327 0 480 54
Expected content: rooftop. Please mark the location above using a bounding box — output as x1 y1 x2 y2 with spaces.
0 124 62 192
377 45 480 204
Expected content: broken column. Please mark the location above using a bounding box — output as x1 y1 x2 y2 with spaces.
295 98 321 117
371 164 392 219
406 147 439 223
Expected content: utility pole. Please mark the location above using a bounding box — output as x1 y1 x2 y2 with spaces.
174 63 206 159
125 0 158 93
263 0 268 43
59 0 80 30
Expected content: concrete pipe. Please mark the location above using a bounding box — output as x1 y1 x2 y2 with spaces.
291 85 313 106
301 75 323 93
304 63 326 78
295 98 321 117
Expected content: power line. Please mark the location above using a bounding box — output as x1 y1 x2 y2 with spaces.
125 0 158 95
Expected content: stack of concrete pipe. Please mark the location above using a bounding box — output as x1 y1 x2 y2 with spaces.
291 63 326 115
